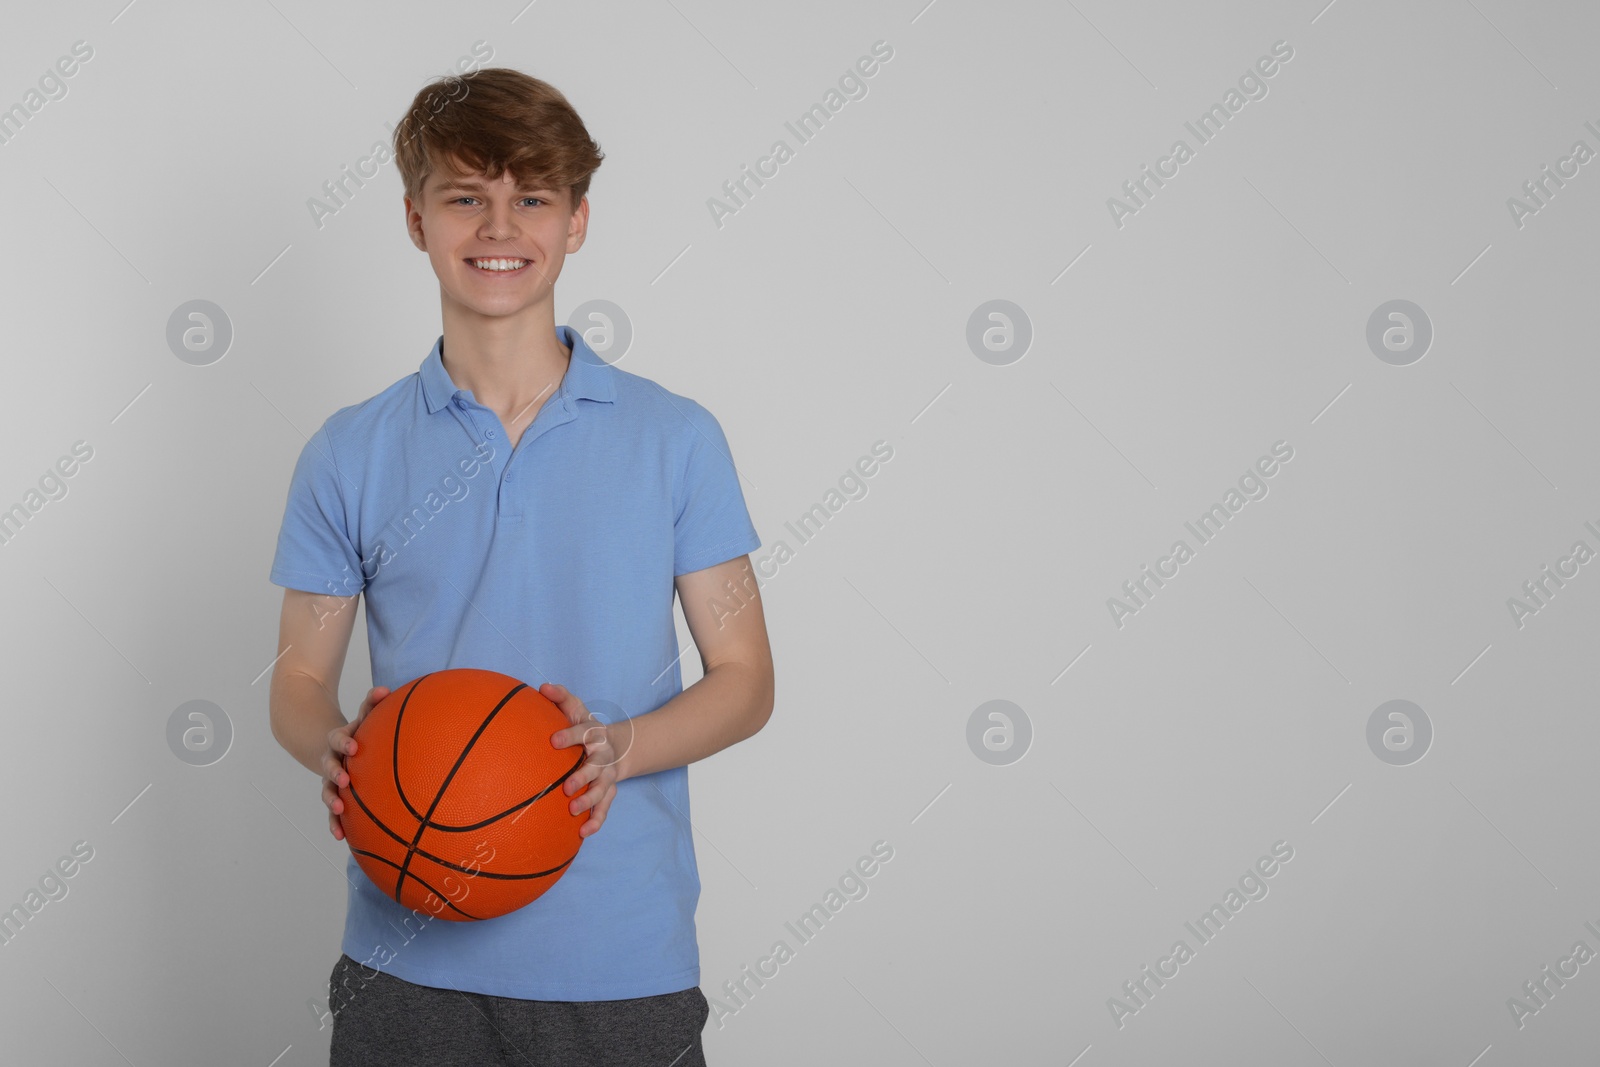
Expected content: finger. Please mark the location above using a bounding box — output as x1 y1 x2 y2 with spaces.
564 761 597 794
572 773 612 813
551 720 596 749
355 687 388 722
588 782 618 829
540 683 589 723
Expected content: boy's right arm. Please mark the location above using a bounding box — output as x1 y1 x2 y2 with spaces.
268 588 389 840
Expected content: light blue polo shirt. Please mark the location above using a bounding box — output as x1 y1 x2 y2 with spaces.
269 325 761 1001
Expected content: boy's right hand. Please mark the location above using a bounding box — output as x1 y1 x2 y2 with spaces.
323 685 390 842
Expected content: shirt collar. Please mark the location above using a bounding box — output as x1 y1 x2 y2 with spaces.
420 325 617 414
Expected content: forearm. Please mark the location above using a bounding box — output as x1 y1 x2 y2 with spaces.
615 661 773 782
270 670 348 776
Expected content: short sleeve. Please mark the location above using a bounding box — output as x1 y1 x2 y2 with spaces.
673 405 761 577
269 423 365 597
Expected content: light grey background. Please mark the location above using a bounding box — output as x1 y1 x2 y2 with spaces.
1 0 1595 1063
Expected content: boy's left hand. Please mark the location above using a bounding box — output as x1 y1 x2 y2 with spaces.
543 682 621 838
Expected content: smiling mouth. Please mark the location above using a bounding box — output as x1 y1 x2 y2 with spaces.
467 257 531 275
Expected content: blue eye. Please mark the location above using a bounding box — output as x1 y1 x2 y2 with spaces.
450 196 543 206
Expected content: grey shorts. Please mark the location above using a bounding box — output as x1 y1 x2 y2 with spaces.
327 953 710 1067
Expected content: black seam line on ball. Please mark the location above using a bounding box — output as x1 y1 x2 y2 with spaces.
392 676 431 825
392 676 578 827
347 847 486 920
347 779 581 881
386 674 587 829
428 747 587 833
393 682 528 907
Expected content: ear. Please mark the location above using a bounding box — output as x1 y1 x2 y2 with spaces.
566 194 589 254
404 194 427 252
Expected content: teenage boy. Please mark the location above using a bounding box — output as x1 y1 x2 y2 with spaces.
267 67 774 1067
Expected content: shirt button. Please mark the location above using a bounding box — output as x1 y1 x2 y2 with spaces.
455 397 467 408
487 429 497 438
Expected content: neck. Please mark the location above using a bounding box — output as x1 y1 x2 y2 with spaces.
438 300 571 418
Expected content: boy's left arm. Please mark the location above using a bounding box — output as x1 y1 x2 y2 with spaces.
548 553 773 834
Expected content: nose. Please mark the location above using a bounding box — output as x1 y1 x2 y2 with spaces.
476 200 522 242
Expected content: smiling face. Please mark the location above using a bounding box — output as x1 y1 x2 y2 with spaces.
404 158 589 324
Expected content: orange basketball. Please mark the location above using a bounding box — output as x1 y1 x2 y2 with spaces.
336 668 588 922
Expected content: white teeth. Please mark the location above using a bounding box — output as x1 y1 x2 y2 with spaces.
471 258 526 271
